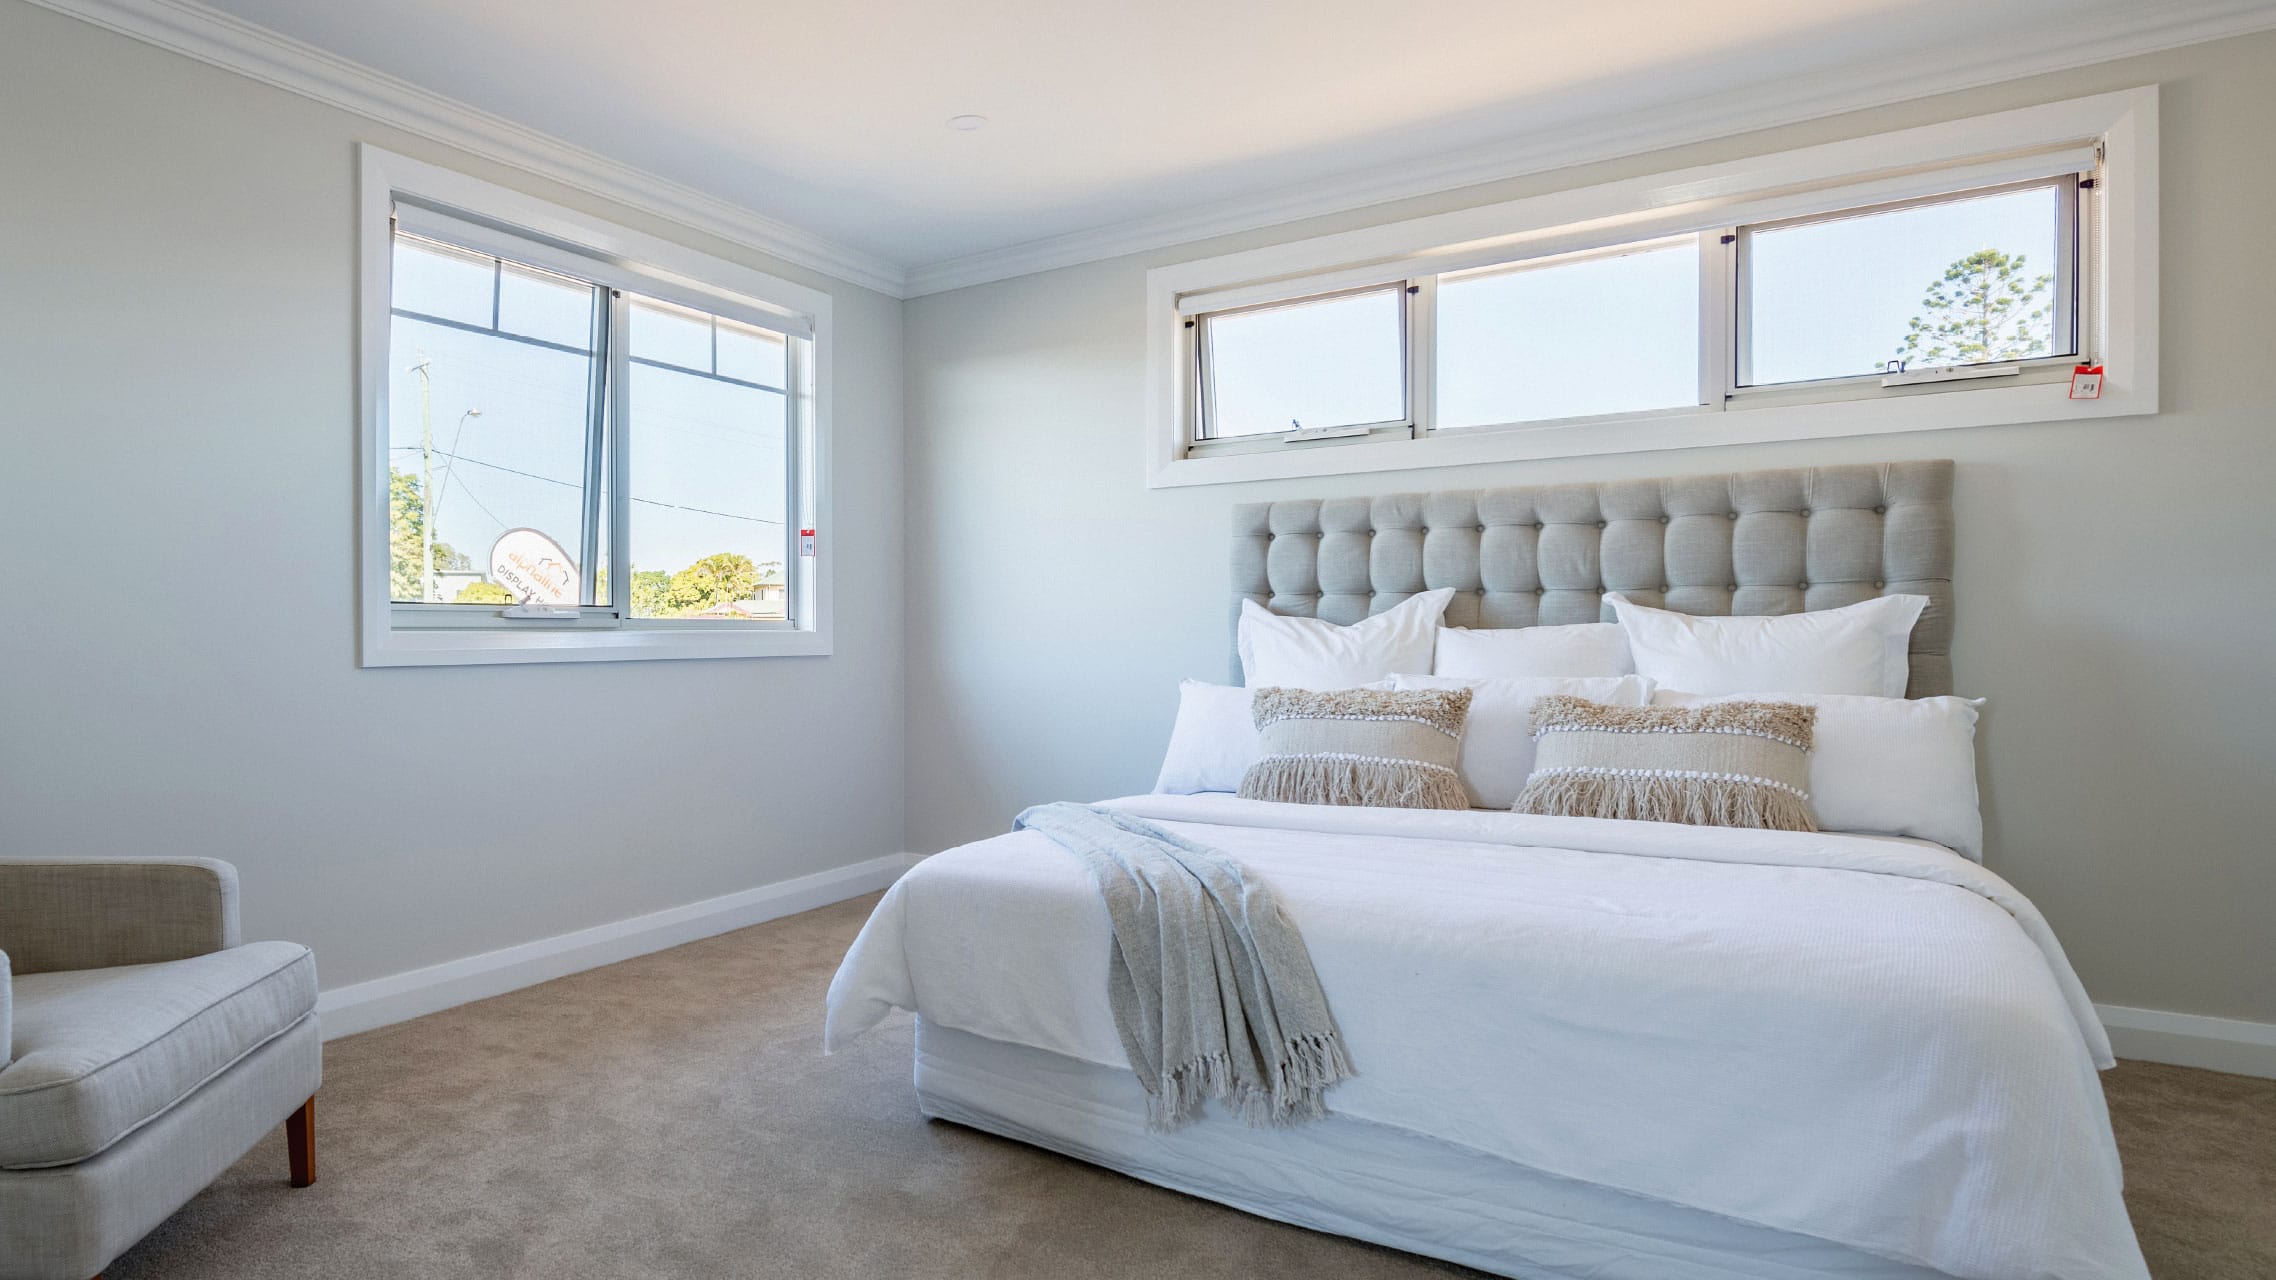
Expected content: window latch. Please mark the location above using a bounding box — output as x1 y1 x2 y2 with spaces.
501 602 581 620
1880 362 2021 388
1285 423 1372 443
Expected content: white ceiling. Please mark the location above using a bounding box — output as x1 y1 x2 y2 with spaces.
101 0 2276 289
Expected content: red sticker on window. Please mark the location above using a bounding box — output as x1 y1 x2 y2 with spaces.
2068 365 2104 400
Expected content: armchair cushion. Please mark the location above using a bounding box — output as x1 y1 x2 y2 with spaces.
0 941 315 1168
0 859 240 976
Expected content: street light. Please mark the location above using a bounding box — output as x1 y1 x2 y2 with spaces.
413 358 434 602
411 353 482 603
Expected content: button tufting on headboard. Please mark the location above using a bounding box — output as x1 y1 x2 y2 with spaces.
1230 460 1955 697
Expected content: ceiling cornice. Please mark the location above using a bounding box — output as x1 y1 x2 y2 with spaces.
24 0 2276 302
900 0 2276 296
20 0 914 297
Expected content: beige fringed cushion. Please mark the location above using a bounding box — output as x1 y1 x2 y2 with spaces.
1240 687 1473 810
1515 696 1819 832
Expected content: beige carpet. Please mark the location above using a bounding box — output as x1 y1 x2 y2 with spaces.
106 894 2273 1280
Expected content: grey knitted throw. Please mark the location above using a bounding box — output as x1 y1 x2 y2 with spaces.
1013 802 1354 1132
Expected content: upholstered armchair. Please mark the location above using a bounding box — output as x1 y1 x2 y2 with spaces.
0 859 321 1280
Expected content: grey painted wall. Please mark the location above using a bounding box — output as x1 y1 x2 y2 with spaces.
3 1 2269 1030
903 33 2276 1025
0 2 906 990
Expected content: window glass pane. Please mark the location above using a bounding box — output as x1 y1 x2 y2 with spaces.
1744 184 2069 385
625 298 790 621
391 236 495 327
716 322 787 388
1204 289 1403 438
629 297 714 373
497 261 595 351
386 316 600 605
1435 240 1699 428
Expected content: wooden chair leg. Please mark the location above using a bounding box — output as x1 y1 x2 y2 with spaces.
286 1095 317 1188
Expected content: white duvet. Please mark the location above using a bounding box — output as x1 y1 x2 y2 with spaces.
827 795 2146 1280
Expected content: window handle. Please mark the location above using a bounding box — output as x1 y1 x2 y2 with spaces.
1285 424 1372 443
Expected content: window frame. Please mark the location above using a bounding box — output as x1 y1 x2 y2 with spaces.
1194 282 1416 448
1729 174 2086 392
358 145 832 667
1148 87 2156 488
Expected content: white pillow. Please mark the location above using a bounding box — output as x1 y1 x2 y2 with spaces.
1433 623 1634 679
1152 680 1261 795
1154 678 1394 794
1607 593 1927 698
1239 588 1456 689
1655 689 1985 858
1394 673 1655 809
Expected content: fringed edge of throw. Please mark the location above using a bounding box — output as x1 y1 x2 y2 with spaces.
1515 769 1816 833
1239 755 1468 810
1146 1032 1358 1134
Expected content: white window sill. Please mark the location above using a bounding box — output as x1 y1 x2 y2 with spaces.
1149 376 2151 489
361 625 832 667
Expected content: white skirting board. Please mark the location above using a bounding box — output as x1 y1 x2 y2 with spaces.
2096 1003 2276 1079
314 853 911 1040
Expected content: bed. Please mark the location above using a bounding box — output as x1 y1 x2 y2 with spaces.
827 461 2148 1280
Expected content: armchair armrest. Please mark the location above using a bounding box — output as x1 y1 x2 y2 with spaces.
0 858 240 975
1 951 11 1067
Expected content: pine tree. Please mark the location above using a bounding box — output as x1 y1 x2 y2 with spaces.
1896 249 2053 367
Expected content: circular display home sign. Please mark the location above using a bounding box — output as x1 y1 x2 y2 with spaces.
487 528 579 605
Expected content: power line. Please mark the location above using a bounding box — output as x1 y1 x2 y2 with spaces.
387 446 782 525
448 475 512 536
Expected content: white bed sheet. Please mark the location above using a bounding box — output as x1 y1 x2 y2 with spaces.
829 795 2145 1280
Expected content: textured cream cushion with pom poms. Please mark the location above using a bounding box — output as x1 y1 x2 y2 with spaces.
1515 695 1818 832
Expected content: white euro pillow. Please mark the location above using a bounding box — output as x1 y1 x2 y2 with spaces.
1607 592 1927 698
1656 689 1986 858
1433 623 1634 679
1239 588 1456 689
1155 678 1394 794
1153 680 1262 795
1394 673 1655 809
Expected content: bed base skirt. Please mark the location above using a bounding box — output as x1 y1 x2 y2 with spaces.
913 1019 1951 1280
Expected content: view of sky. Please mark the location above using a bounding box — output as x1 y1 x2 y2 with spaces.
1203 183 2067 437
1745 185 2064 384
387 237 788 606
1206 289 1405 437
1438 239 1697 426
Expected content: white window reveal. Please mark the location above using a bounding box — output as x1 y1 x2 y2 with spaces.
358 146 831 666
1147 88 2155 487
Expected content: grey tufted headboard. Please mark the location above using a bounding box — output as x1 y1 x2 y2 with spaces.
1232 460 1955 697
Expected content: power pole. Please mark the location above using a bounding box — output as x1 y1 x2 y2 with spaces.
414 357 435 602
